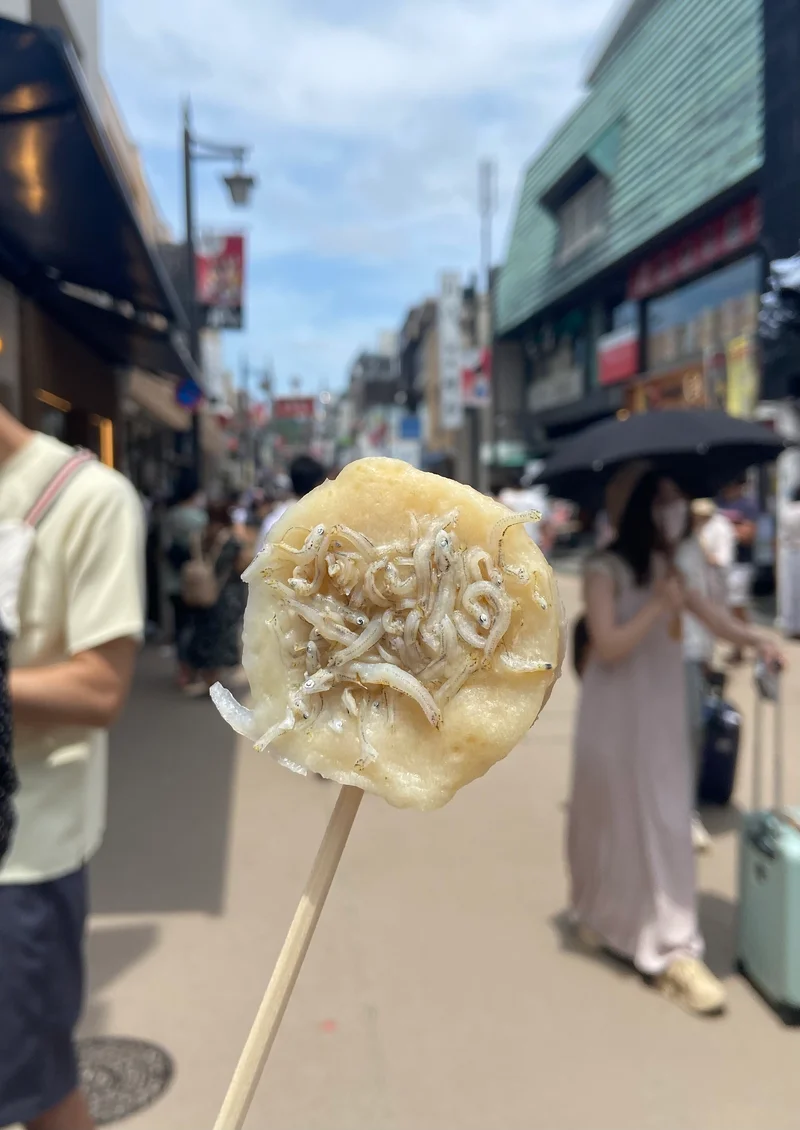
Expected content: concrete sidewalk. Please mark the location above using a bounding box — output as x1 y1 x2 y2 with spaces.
84 574 800 1130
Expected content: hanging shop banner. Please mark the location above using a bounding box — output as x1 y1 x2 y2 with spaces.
627 197 761 301
438 272 463 430
726 336 759 419
196 234 245 330
461 346 492 407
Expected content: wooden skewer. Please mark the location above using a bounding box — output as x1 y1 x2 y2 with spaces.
213 784 364 1130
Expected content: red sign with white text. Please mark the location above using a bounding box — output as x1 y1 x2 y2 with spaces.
598 327 640 386
627 197 761 301
273 396 316 421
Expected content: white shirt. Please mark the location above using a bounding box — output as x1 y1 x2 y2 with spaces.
676 536 714 663
258 499 292 548
698 512 735 569
0 434 145 883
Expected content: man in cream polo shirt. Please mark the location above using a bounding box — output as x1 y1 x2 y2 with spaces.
0 404 144 1130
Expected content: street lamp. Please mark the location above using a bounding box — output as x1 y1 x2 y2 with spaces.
182 99 256 479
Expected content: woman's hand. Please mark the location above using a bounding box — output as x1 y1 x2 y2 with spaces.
756 638 785 672
654 573 685 615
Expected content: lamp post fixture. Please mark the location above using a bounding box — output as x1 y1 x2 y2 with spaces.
182 99 256 479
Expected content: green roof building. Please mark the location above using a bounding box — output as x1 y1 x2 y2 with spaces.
492 0 768 459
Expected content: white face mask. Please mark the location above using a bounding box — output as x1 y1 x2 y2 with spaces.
654 499 688 544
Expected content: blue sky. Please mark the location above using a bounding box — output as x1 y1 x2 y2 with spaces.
103 0 619 394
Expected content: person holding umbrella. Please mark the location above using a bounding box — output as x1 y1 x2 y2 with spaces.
566 460 782 1017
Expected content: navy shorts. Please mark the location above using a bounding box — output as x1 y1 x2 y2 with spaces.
0 867 87 1126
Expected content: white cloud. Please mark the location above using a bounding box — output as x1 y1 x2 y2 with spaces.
103 0 617 389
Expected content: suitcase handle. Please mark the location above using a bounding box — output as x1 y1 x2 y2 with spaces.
753 666 783 812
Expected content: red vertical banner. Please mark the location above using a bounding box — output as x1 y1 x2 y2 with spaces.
196 234 245 330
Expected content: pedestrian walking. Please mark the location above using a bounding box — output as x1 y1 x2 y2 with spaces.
162 477 207 688
693 498 734 604
182 503 248 696
718 478 758 663
569 462 782 1016
0 601 16 867
0 403 144 1130
778 486 800 639
676 503 717 854
258 455 326 549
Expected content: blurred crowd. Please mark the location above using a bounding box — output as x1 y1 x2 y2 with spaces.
149 454 328 696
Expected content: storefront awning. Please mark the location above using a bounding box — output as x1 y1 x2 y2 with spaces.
127 370 192 432
0 17 194 381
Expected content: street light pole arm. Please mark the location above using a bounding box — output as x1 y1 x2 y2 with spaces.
189 137 250 164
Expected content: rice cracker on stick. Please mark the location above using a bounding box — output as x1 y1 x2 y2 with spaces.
211 457 563 1128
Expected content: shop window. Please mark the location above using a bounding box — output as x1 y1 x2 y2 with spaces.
557 177 608 265
611 300 638 333
646 255 761 371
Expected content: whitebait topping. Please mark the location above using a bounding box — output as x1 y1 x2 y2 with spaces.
220 508 551 770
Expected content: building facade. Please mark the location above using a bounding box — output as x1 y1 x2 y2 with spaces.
495 0 772 453
0 0 191 477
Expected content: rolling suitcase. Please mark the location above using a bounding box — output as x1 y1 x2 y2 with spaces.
697 674 741 806
736 666 800 1021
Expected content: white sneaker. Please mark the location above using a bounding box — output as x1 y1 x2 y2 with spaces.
692 813 712 853
654 957 727 1016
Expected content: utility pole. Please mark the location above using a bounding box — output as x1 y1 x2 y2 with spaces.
478 159 497 493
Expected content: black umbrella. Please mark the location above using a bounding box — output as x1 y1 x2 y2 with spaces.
535 409 787 505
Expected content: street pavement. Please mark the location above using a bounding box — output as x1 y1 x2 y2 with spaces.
84 572 800 1130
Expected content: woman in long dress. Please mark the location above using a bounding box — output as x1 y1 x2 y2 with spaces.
779 487 800 639
569 462 782 1016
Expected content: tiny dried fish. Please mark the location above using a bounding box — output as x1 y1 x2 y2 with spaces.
364 561 392 608
343 662 443 728
236 506 554 770
355 695 381 769
498 652 554 674
287 599 356 646
331 616 385 667
269 524 327 566
331 525 378 562
254 709 295 752
488 510 540 562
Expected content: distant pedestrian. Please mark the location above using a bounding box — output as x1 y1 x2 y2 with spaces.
779 486 800 639
162 478 207 688
569 462 782 1017
259 455 326 549
693 498 734 605
182 503 248 696
0 403 144 1130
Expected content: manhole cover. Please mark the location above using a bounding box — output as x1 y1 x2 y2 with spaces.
77 1036 174 1126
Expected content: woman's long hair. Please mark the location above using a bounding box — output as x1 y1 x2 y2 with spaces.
608 470 667 587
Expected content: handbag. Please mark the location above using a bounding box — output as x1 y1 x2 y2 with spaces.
180 531 233 609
